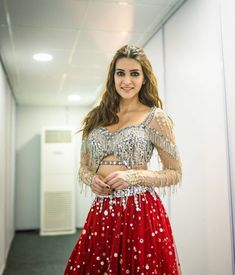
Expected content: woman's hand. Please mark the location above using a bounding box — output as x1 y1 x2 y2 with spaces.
105 171 129 190
91 175 112 195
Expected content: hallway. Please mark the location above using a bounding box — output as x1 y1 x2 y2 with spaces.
3 230 81 275
1 0 235 274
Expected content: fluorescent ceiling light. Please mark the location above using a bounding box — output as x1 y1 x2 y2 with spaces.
33 53 53 62
68 95 81 101
118 1 129 5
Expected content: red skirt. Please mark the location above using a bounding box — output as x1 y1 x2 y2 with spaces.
64 190 181 275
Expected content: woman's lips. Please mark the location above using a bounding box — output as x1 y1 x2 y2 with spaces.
121 87 133 92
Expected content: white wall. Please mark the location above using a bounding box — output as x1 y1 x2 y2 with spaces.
144 30 165 103
15 106 94 230
0 61 16 275
220 0 235 259
144 0 234 274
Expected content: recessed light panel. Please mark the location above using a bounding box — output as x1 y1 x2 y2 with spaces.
33 53 53 62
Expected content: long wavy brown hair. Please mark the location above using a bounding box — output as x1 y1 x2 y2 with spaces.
81 45 162 138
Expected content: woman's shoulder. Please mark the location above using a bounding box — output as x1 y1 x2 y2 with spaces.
151 107 174 128
153 107 166 116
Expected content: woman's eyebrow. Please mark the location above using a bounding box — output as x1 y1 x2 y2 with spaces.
130 69 141 72
115 68 141 71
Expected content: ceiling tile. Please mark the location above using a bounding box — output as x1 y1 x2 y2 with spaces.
0 1 7 26
66 66 105 82
0 26 12 54
91 0 169 6
77 30 141 52
63 75 102 93
71 50 112 68
18 75 62 94
7 0 88 29
17 89 96 106
12 26 78 52
84 1 166 32
14 49 70 77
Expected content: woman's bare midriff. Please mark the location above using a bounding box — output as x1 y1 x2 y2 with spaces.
96 155 147 179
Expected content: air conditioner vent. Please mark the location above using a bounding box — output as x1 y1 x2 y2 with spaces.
43 191 72 231
45 130 71 143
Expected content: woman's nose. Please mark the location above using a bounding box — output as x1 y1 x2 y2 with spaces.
122 75 132 84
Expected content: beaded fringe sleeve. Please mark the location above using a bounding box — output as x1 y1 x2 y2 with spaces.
124 110 182 194
78 139 94 193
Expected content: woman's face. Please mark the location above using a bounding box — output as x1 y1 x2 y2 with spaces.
114 57 145 101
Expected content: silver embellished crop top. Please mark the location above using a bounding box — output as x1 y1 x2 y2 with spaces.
79 107 182 193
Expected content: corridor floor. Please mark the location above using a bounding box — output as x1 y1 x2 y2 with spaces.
3 229 81 275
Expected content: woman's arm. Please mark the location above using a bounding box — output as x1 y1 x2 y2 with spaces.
124 109 182 187
79 139 112 195
78 139 95 187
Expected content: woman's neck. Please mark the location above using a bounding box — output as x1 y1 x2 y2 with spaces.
119 99 144 113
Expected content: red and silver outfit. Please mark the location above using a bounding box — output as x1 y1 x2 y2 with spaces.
64 107 182 275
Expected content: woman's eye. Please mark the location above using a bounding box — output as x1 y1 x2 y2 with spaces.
131 72 140 76
116 71 124 76
116 71 140 77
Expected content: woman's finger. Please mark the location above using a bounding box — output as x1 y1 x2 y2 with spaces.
92 183 112 195
110 181 127 190
115 181 128 190
107 177 119 187
95 177 111 189
104 172 117 182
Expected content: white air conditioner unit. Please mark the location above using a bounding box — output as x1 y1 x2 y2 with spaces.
40 127 76 236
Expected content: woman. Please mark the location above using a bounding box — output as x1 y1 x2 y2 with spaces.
64 45 182 275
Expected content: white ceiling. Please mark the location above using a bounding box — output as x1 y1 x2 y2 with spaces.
0 0 185 106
